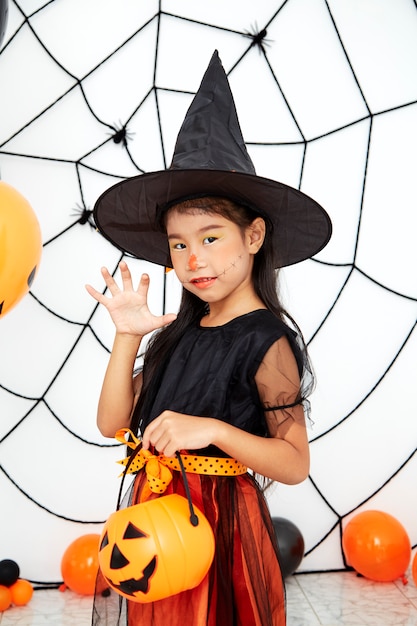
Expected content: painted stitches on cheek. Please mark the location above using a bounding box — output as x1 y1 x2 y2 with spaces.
180 254 244 285
217 254 243 277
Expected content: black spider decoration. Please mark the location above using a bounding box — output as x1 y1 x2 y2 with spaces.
245 25 271 52
72 204 95 228
109 123 135 147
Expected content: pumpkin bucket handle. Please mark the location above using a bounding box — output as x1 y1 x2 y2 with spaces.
116 441 200 528
175 451 199 527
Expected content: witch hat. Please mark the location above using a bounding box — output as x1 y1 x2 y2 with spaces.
94 50 331 268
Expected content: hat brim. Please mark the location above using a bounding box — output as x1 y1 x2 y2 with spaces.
93 169 332 268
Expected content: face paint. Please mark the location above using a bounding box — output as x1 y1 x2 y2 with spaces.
216 255 242 277
181 254 243 285
188 253 198 271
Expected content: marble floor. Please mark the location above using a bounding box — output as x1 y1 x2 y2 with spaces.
1 571 417 625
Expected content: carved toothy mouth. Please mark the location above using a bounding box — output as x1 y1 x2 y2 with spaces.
109 555 157 596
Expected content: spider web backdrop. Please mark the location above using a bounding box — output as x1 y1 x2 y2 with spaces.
0 0 417 583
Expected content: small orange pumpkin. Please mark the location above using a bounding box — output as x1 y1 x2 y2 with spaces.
98 494 215 602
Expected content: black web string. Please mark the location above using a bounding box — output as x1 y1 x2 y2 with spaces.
1 0 416 586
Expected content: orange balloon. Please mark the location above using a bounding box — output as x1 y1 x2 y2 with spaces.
9 579 33 606
0 181 42 317
61 534 101 596
0 585 12 612
342 510 411 582
412 552 417 587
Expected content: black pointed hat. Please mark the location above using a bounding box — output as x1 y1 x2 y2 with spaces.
94 50 331 268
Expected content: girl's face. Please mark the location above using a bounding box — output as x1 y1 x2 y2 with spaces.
166 208 265 311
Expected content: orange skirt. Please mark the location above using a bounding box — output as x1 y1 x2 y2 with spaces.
93 470 286 626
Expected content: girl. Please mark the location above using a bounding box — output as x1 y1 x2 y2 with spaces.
87 51 331 626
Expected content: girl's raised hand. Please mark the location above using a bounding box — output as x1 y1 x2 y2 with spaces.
85 261 177 336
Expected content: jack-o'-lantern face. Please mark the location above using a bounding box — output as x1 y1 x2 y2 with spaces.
100 522 157 597
98 494 215 603
0 182 42 317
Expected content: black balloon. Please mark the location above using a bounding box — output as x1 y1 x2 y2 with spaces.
0 0 8 49
0 559 20 586
272 517 305 578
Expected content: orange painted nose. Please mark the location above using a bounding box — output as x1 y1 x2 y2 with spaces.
188 254 198 271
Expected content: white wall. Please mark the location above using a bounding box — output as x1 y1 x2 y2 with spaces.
0 0 416 582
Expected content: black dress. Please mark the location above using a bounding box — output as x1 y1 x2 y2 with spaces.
93 310 307 626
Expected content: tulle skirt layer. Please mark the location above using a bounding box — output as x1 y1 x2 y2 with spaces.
92 470 285 626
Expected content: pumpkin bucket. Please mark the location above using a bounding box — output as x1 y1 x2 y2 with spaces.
98 452 215 602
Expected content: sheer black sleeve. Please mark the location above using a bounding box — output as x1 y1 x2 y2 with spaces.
254 334 314 436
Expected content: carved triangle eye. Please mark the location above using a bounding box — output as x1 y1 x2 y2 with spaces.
99 532 109 551
110 544 130 569
123 522 148 540
28 266 37 288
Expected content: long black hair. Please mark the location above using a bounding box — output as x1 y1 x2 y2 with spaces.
130 196 311 435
